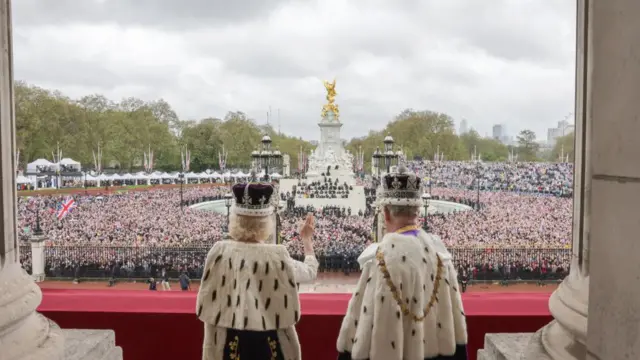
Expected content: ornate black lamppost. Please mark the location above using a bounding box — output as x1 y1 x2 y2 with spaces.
178 172 185 211
428 162 433 194
421 193 431 231
372 147 382 178
371 135 401 181
382 135 400 173
275 203 283 244
224 192 233 229
250 135 283 181
26 201 43 236
475 160 481 210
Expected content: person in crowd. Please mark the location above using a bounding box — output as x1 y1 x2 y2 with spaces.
179 271 191 291
337 165 468 360
196 182 318 360
161 268 170 291
147 277 157 291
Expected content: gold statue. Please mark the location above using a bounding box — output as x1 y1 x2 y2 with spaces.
321 79 340 121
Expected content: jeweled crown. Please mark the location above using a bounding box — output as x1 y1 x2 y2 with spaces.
231 183 275 217
377 165 423 206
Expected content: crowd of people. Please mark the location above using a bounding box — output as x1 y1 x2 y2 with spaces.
17 161 575 282
407 160 574 196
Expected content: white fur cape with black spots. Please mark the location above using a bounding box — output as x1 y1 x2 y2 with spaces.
196 240 318 360
337 230 468 360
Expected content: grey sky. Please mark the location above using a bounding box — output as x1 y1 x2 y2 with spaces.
12 0 576 143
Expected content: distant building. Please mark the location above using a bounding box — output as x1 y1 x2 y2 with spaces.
459 119 468 135
492 124 511 144
492 124 504 140
547 120 575 145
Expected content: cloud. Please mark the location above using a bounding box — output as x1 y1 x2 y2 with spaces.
12 0 576 142
13 0 298 29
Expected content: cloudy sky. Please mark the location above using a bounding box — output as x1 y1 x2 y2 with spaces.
12 0 576 142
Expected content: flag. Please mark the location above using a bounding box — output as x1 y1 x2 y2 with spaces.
218 146 227 171
56 197 77 221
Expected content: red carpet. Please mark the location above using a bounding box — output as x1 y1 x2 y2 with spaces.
39 289 552 360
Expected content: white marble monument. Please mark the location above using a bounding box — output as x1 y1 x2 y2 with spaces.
279 80 366 213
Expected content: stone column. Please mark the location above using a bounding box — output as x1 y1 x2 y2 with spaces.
0 1 66 358
30 233 47 282
479 1 640 359
584 0 640 357
1 2 123 359
520 0 593 358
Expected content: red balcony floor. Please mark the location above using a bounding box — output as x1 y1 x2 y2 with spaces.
39 289 552 360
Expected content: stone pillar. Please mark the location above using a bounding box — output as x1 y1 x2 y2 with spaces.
584 0 640 357
0 1 122 358
479 1 640 359
0 1 65 358
520 0 593 357
30 233 46 282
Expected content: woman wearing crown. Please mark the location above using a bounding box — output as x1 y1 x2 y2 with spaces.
196 182 318 360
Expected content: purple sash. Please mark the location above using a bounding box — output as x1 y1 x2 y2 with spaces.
400 229 419 237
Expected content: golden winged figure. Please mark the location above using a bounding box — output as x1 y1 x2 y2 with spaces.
323 79 337 103
321 79 340 121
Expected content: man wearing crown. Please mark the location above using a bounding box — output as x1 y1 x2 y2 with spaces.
196 182 318 360
336 165 468 360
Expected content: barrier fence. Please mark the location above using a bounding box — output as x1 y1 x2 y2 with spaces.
27 245 571 282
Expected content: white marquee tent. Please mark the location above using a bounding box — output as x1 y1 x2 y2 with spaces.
26 159 54 173
16 175 32 184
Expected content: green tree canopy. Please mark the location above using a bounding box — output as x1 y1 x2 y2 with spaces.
15 82 313 173
516 129 540 161
345 110 511 168
550 132 574 162
16 82 553 174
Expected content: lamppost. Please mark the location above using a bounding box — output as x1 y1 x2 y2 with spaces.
26 202 43 236
421 193 431 231
428 161 433 194
275 203 283 244
372 147 382 179
224 192 233 229
34 207 42 235
251 135 283 181
382 135 400 173
178 172 185 211
475 160 481 210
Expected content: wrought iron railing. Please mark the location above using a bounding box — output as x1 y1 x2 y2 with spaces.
33 245 571 281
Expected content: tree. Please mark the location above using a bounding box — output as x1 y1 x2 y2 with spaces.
345 109 466 170
550 132 574 162
14 82 317 172
516 129 540 161
458 130 509 161
15 82 554 175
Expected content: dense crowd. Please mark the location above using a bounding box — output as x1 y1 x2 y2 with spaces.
407 160 573 196
17 161 574 281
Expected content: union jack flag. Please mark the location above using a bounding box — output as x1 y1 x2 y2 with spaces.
56 197 77 221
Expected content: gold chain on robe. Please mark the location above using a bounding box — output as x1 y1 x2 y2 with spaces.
375 246 444 322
